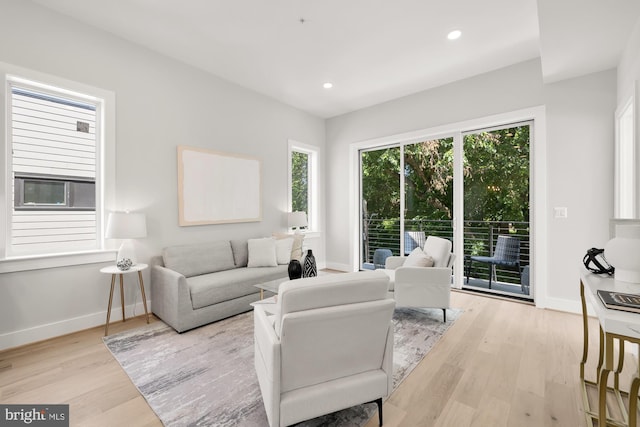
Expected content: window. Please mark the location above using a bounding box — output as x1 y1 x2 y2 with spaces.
615 94 636 218
14 175 95 210
288 140 318 230
6 80 102 256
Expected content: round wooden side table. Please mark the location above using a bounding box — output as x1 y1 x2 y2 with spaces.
100 263 150 336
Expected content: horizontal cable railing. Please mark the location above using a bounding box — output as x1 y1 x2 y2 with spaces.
363 218 530 286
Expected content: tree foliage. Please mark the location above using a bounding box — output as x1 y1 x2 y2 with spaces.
291 151 308 214
361 126 529 222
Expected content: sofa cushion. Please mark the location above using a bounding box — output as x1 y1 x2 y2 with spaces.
230 239 249 267
248 238 278 267
162 241 235 277
187 265 288 309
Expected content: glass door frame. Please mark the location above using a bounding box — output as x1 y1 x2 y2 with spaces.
350 106 546 305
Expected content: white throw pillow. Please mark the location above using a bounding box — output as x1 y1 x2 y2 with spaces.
272 232 305 260
404 247 434 267
247 238 277 267
275 238 294 265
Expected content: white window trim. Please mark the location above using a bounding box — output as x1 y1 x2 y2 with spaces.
614 84 637 219
0 63 116 272
288 139 319 231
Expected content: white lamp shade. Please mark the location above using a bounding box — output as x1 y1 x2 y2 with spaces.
605 224 640 283
106 212 147 239
287 211 308 228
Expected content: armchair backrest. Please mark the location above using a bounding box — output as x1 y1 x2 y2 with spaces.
276 271 395 393
423 236 453 268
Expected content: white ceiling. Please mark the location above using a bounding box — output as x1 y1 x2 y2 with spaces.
31 0 640 118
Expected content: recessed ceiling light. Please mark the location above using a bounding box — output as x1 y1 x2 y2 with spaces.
323 82 333 89
447 30 462 40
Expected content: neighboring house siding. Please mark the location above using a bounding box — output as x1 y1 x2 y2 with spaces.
10 88 98 254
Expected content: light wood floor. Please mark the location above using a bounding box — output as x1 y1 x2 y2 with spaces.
0 291 621 426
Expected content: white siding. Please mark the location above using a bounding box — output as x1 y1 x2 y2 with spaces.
9 87 98 255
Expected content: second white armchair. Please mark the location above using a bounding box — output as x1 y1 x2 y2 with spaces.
381 236 455 322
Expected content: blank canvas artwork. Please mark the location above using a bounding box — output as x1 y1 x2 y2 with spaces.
178 146 261 225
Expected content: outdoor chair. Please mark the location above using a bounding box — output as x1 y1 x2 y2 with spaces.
465 235 520 289
404 231 426 255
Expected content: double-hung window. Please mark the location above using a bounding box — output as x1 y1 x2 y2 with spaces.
6 79 102 257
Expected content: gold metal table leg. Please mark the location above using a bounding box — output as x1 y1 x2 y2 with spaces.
599 333 614 426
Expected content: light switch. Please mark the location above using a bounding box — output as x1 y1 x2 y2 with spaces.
554 207 568 218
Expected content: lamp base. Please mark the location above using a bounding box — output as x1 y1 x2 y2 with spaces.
117 239 137 265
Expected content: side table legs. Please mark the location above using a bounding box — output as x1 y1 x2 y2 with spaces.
138 270 150 324
105 274 116 336
104 271 150 336
120 274 125 322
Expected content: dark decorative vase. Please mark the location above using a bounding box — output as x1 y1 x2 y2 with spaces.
302 249 317 278
288 259 302 280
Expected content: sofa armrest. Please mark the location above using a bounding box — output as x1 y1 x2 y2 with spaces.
384 256 406 270
150 265 192 332
254 305 281 427
394 266 452 308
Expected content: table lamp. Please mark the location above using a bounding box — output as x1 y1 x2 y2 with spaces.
287 211 307 233
106 211 147 265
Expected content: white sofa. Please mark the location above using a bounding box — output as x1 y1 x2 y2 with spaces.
151 238 298 332
381 235 454 321
253 271 395 427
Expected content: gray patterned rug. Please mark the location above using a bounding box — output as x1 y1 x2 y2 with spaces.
104 307 459 427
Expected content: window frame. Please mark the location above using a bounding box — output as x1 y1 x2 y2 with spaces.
615 89 637 219
0 63 116 272
288 139 319 231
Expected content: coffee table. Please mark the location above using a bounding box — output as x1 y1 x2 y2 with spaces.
255 271 328 299
255 278 289 299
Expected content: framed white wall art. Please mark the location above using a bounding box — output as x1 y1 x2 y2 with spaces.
177 146 261 226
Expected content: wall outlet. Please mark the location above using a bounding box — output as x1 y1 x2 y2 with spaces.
554 207 568 218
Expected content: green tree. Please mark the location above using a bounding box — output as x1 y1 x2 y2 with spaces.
291 151 308 214
463 126 530 222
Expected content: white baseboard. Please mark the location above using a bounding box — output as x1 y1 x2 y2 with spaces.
325 262 353 272
0 300 151 351
538 295 595 317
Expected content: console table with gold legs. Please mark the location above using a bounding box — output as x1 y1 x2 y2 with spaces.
580 269 640 427
100 263 150 336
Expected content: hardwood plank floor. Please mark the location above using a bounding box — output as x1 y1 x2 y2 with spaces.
0 291 618 426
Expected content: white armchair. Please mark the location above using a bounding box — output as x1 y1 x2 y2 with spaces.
382 236 454 322
253 271 395 427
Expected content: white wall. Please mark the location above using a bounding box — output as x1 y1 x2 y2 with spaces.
325 59 616 312
0 0 325 349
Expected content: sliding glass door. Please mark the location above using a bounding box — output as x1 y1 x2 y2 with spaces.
359 121 532 301
463 123 531 299
403 138 454 252
360 146 400 268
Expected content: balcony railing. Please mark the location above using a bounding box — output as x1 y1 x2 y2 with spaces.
363 218 530 287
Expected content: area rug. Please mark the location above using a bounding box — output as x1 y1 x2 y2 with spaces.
104 307 459 427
